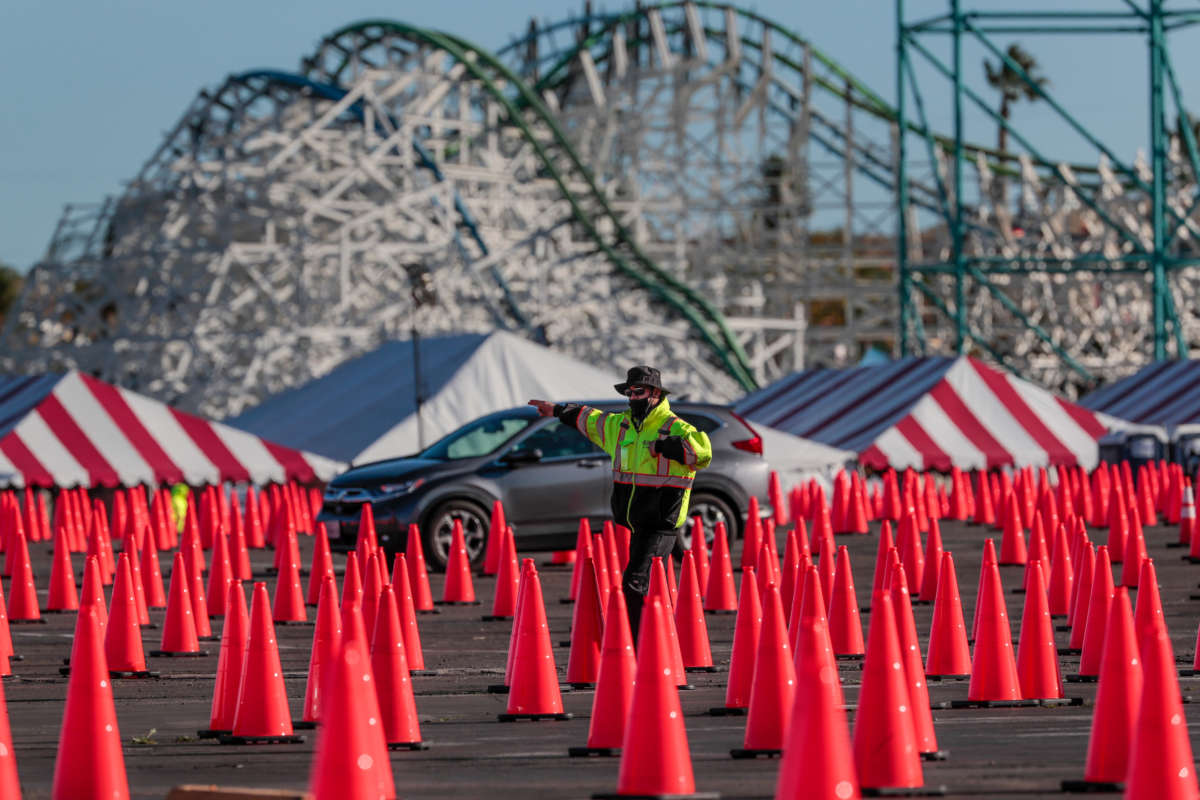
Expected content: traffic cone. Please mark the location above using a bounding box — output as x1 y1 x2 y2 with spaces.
222 582 303 744
500 559 570 720
186 547 213 640
6 531 40 623
206 526 233 617
1179 481 1195 549
603 598 708 800
896 512 924 597
269 529 307 625
361 552 383 639
485 524 521 621
775 593 860 799
1134 558 1164 647
1047 521 1074 616
1124 617 1200 800
1107 486 1129 564
1015 561 1062 700
341 552 363 613
228 493 252 580
999 492 1028 565
888 563 943 759
297 576 341 732
566 518 594 602
566 556 605 688
404 524 435 613
0 576 16 666
570 589 637 757
648 557 689 689
51 605 129 800
925 552 971 679
742 496 763 570
371 584 426 750
0 679 19 798
591 534 613 613
1061 587 1142 791
79 555 107 633
1121 507 1148 587
779 526 800 624
963 558 1023 705
307 635 395 800
690 515 711 596
703 521 737 613
1073 546 1115 681
853 591 926 791
355 504 377 567
150 552 207 657
828 545 864 658
483 499 507 576
306 523 335 606
124 535 150 627
871 519 895 597
732 581 795 758
139 530 167 609
103 555 152 677
439 519 478 605
816 535 836 614
711 567 761 716
918 518 943 603
45 525 79 612
675 551 714 671
200 580 249 738
391 554 425 673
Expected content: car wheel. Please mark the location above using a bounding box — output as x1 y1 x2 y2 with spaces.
421 498 490 572
676 491 737 553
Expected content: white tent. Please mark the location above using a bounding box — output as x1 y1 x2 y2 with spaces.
228 332 622 463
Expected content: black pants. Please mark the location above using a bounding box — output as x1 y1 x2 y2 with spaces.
622 528 678 647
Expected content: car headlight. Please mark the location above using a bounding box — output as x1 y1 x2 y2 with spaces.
372 478 425 500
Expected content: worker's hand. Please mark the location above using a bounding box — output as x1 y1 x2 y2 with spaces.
528 399 556 417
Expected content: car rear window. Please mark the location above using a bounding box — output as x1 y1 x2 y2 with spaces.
679 413 722 434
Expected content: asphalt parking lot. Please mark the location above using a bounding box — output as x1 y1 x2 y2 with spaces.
4 516 1199 799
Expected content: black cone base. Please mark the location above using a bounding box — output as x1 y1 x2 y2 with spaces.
921 750 949 761
707 706 747 716
218 733 305 745
730 748 781 759
149 650 210 658
292 720 317 730
1061 779 1124 793
196 729 230 739
948 699 1041 709
388 741 430 751
861 786 947 797
1065 674 1099 683
487 684 510 694
497 712 573 721
594 793 720 800
569 746 620 757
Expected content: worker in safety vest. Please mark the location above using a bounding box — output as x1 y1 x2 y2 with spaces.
529 365 712 643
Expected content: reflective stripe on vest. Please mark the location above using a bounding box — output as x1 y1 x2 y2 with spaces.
612 471 694 489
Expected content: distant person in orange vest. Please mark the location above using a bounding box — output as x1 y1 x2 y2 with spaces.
529 366 712 643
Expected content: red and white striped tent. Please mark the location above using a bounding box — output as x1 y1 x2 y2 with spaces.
735 356 1123 471
0 371 343 488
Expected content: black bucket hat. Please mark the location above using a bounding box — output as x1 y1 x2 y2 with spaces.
614 365 670 396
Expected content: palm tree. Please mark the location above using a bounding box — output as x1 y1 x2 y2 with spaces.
984 44 1048 156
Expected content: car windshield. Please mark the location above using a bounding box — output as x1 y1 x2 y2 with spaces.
419 413 532 460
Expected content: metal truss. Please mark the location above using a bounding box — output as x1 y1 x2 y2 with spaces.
897 1 1200 396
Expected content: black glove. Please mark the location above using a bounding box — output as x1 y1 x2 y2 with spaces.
650 436 687 463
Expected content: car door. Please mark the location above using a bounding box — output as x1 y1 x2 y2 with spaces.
493 419 612 535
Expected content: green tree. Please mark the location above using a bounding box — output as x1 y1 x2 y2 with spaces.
984 44 1048 156
0 262 22 328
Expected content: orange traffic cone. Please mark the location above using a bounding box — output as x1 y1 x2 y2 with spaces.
648 557 689 689
925 551 971 680
1047 521 1074 616
1061 587 1142 792
918 518 943 603
1067 541 1095 649
1071 545 1115 682
1014 561 1062 700
710 567 761 716
186 547 213 640
827 545 864 658
79 555 108 633
483 499 507 576
139 530 167 609
222 582 303 744
307 636 395 800
895 512 924 597
732 581 795 758
1124 616 1199 800
703 521 737 613
791 565 838 699
150 553 207 657
0 679 20 798
602 598 710 800
51 605 129 800
741 496 763 570
675 552 714 671
124 535 151 627
228 494 252 581
690 516 711 597
297 575 341 731
888 563 944 760
999 492 1028 565
853 591 927 792
1121 507 1148 587
103 554 153 678
206 526 233 618
391 554 425 674
871 519 895 597
361 552 383 641
405 524 435 613
500 559 570 721
270 529 308 625
439 520 478 605
371 584 427 750
816 536 836 615
6 531 41 623
567 518 594 602
484 523 520 621
45 525 79 612
1135 558 1165 646
306 523 335 606
566 556 605 689
775 588 860 799
570 589 637 757
200 580 249 738
961 557 1025 706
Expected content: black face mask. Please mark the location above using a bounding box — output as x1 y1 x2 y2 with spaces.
629 396 655 421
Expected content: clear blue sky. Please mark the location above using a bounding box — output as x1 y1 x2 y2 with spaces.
2 1 1196 273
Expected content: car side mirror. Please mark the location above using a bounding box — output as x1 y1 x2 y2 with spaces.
502 448 543 465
